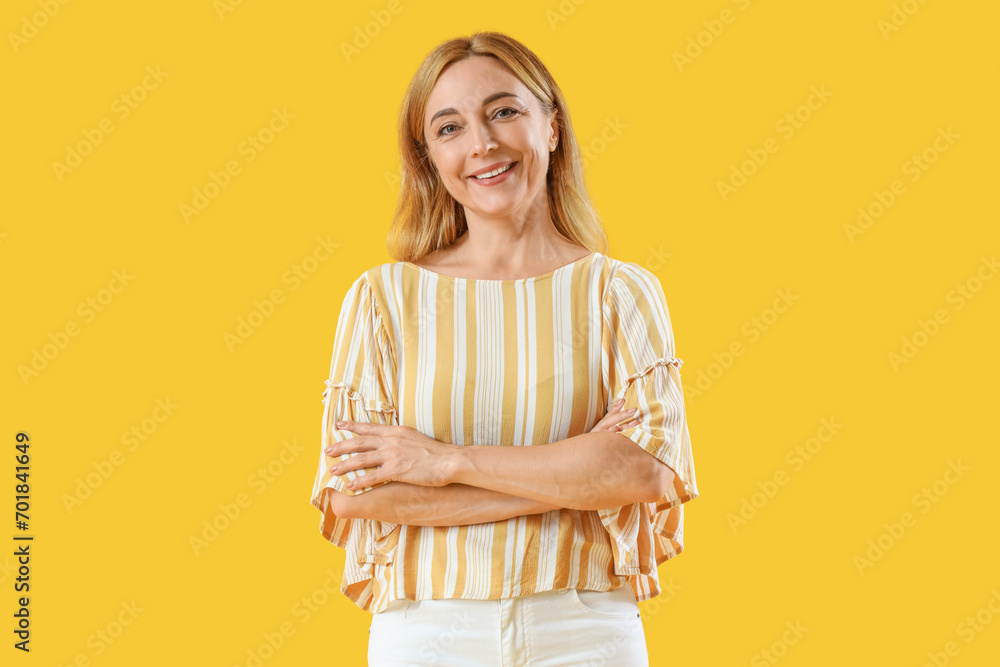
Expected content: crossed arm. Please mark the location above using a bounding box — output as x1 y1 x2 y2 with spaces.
329 424 677 526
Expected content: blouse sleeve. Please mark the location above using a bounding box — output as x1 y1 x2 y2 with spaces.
596 263 700 593
310 272 400 590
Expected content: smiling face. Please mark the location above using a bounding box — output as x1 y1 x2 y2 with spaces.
422 55 559 224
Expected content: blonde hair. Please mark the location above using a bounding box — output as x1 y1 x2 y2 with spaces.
386 31 608 262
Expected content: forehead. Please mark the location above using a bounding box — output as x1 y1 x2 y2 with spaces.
425 56 528 119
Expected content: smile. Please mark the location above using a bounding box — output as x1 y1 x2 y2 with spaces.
469 162 517 183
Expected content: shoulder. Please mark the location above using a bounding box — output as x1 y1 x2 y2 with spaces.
344 261 411 316
336 265 390 314
354 263 390 284
607 256 660 282
600 256 674 329
600 256 667 299
345 262 405 295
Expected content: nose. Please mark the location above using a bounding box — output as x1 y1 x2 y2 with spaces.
469 121 498 157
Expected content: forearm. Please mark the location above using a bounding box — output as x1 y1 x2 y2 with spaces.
344 481 563 526
448 432 665 511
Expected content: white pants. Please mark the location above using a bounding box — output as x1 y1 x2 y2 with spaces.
367 585 650 666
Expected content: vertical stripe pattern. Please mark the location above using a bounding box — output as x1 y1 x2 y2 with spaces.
310 252 699 613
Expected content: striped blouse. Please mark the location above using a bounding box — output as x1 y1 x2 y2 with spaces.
310 251 699 614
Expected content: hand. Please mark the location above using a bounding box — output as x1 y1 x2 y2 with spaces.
589 398 639 433
326 421 458 490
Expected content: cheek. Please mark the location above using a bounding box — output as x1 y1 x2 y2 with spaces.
433 148 465 180
526 147 550 179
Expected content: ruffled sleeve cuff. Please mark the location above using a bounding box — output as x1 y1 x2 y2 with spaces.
319 379 397 497
597 356 699 584
610 356 698 507
311 379 400 569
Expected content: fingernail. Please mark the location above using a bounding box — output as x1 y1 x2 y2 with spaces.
628 407 639 414
336 421 347 428
616 398 625 407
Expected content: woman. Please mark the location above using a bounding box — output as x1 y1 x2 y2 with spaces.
310 31 699 666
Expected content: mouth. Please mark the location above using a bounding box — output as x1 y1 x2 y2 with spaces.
468 161 517 184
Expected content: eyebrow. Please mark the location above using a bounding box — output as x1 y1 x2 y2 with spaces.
429 92 519 126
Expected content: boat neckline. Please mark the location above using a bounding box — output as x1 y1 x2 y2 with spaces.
401 251 600 284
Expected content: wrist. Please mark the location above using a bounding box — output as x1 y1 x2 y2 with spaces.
446 445 473 486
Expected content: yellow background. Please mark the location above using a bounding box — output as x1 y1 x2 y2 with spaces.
3 0 998 664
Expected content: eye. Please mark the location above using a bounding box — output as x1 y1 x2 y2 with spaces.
435 108 520 137
437 123 458 137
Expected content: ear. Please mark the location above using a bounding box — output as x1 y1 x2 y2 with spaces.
548 110 559 152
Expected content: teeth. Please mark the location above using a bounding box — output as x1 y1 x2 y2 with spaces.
473 163 513 179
